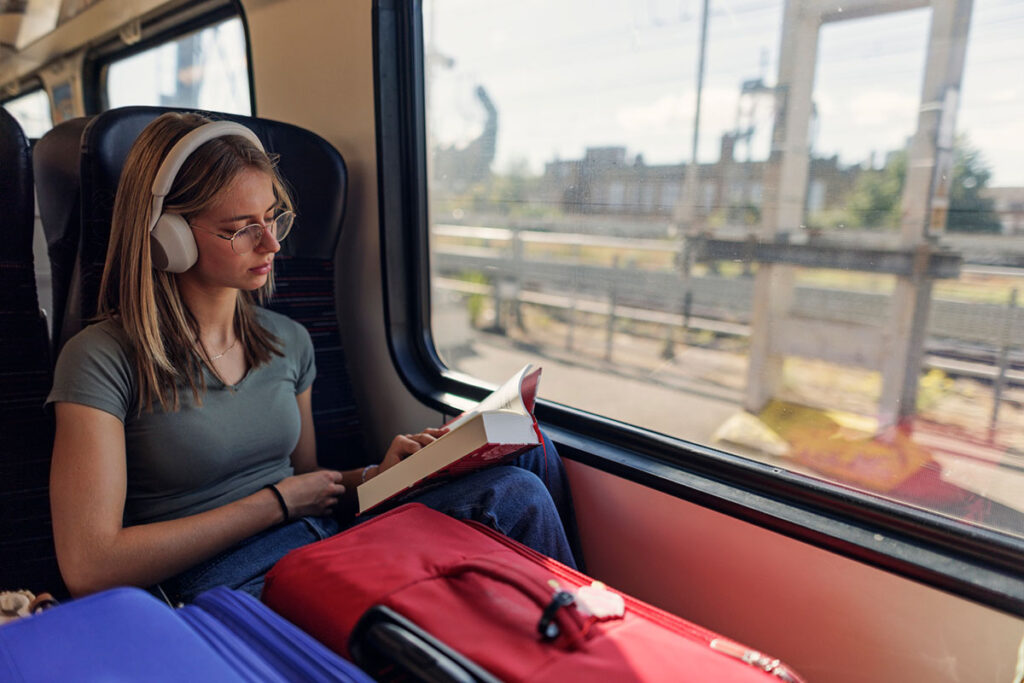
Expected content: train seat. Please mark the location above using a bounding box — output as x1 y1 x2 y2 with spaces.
32 117 91 355
33 106 370 471
0 107 65 597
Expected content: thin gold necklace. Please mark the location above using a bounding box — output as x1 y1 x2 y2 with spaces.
205 337 238 361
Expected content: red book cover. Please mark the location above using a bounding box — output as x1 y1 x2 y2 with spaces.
357 365 542 514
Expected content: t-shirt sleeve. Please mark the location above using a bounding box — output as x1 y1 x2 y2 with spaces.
294 323 317 394
46 325 136 422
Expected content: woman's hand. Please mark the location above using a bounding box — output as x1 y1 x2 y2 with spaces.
376 427 450 476
275 469 346 519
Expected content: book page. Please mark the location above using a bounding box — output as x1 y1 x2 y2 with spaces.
445 364 535 431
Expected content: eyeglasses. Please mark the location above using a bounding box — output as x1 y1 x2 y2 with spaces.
189 210 295 255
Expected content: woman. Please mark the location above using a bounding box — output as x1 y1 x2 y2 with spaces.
48 112 576 604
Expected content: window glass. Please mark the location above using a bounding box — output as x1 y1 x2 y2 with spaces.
2 89 53 138
424 0 1024 541
106 17 250 114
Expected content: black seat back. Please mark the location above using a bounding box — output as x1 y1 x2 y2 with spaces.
33 117 90 352
65 106 367 470
0 107 66 595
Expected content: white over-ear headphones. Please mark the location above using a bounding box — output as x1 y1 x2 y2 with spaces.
149 121 265 273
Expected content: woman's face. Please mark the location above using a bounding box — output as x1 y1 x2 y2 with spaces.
182 167 280 292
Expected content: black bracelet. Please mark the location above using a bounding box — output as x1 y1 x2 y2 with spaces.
263 484 290 523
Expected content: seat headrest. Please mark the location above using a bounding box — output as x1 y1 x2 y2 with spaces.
0 107 34 265
34 117 91 261
81 106 347 264
65 106 348 331
34 117 92 347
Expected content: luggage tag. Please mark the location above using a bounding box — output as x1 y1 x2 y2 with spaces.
573 581 625 620
546 580 626 619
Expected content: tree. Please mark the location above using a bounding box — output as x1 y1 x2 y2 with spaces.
945 144 1002 233
845 151 906 229
829 137 1001 233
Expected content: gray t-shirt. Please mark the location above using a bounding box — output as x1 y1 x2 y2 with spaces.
47 307 316 526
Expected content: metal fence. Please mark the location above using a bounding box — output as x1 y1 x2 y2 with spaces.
433 238 1024 347
431 226 1024 405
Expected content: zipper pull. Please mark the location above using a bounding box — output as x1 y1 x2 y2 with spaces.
537 590 576 640
710 638 800 682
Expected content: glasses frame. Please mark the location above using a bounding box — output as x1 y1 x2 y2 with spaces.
189 210 295 254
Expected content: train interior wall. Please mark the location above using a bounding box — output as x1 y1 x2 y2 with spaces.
242 0 436 454
566 460 1022 682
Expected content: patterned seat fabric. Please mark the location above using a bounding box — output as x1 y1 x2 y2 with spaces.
36 107 368 471
0 107 65 596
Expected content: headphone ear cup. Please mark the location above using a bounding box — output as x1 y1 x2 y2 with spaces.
151 214 198 273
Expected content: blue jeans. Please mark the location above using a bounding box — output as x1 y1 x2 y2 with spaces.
376 432 580 569
155 515 339 605
154 434 579 604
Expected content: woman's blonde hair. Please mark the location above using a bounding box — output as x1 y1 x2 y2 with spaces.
97 112 295 412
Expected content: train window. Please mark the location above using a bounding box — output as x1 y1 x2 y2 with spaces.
421 0 1024 542
105 17 250 114
2 88 52 138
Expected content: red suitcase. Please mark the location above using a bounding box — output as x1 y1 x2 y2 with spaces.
263 503 803 682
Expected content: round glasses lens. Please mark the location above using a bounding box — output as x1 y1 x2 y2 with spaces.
231 213 293 254
232 226 262 254
272 212 294 241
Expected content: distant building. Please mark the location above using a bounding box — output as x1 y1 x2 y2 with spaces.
541 134 859 228
542 147 685 216
982 187 1024 235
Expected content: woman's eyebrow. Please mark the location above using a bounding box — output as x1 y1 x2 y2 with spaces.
217 203 279 223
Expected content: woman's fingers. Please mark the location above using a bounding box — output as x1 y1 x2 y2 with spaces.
405 432 437 447
382 426 453 469
405 426 451 447
277 471 347 518
392 433 428 457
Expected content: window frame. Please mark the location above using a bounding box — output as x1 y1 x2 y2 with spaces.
83 0 254 116
1 80 53 138
373 0 1024 617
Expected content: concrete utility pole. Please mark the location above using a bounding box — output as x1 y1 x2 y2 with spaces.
746 0 968 427
676 0 711 234
881 0 973 426
745 0 821 412
672 0 711 355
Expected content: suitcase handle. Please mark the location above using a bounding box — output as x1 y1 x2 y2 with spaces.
439 556 587 651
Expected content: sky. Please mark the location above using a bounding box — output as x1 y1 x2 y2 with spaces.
425 0 1024 186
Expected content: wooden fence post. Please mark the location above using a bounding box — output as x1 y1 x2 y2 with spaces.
567 279 577 352
490 277 505 334
990 288 1018 434
512 229 525 331
567 244 581 351
606 255 619 362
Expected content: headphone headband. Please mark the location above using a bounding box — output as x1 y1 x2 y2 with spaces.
148 121 265 231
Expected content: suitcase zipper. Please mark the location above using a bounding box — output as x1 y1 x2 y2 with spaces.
709 638 801 682
465 520 802 682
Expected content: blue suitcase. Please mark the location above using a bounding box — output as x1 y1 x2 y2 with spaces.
0 586 372 682
181 586 372 682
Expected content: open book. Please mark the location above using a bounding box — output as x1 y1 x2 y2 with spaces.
357 364 542 514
